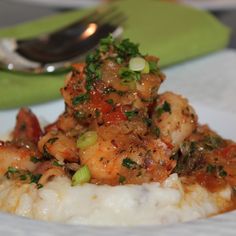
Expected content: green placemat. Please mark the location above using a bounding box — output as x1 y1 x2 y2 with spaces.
0 0 230 109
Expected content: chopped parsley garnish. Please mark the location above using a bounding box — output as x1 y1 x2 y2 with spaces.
181 141 196 155
206 164 227 178
75 110 86 119
151 126 160 138
72 93 90 106
106 99 114 105
143 117 152 127
119 67 141 86
119 175 126 184
83 35 143 94
115 38 141 58
148 61 158 73
119 68 133 79
156 101 171 118
5 167 43 188
122 158 138 169
20 175 27 181
52 161 63 167
6 166 18 175
206 164 216 173
37 183 44 189
219 168 227 177
30 173 42 184
162 101 171 112
85 49 101 91
95 109 100 118
99 35 114 52
30 156 41 163
203 136 223 150
124 110 138 120
87 63 96 73
172 141 205 175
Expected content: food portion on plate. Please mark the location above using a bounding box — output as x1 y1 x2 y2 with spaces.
0 36 236 225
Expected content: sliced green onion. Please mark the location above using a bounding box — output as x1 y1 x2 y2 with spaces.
72 165 91 186
129 57 146 71
141 61 150 74
77 131 98 149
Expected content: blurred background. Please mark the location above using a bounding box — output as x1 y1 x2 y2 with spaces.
0 0 235 48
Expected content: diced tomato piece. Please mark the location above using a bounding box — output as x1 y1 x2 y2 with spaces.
89 90 127 123
103 106 127 124
90 90 113 114
12 108 42 144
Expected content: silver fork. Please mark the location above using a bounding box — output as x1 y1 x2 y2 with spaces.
0 7 125 73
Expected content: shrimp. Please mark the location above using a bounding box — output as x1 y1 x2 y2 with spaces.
38 131 79 162
12 107 42 144
0 142 39 176
152 92 198 150
217 143 236 186
33 161 66 185
61 57 165 123
79 121 175 185
174 126 236 192
101 60 129 92
61 64 87 109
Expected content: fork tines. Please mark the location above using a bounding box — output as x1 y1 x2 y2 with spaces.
2 6 125 73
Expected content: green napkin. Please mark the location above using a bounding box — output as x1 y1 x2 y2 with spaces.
0 0 230 109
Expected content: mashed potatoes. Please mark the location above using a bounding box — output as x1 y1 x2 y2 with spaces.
0 174 231 226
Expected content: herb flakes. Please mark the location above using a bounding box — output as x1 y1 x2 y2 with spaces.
124 110 138 120
119 175 126 184
53 161 63 167
203 136 223 150
206 164 227 178
30 156 41 163
156 101 171 118
72 93 89 106
122 158 138 169
115 38 140 58
5 167 43 188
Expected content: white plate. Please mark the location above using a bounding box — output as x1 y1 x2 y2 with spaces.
0 49 236 235
1 105 236 235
